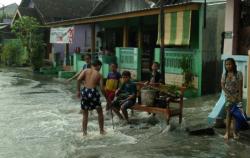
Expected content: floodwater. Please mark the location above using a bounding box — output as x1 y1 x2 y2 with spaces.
0 68 249 158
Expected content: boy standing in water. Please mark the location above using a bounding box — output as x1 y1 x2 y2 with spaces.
105 63 121 111
221 58 243 140
77 60 106 135
67 53 91 82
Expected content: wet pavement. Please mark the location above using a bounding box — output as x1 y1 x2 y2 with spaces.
0 67 250 158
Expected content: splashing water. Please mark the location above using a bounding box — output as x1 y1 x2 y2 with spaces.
0 68 249 158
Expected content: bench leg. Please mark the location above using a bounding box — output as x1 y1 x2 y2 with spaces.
179 114 182 124
164 114 170 125
166 118 170 125
130 109 134 116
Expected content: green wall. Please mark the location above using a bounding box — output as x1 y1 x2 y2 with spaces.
154 8 203 97
116 47 141 80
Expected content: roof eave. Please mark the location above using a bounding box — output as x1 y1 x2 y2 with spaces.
45 2 202 27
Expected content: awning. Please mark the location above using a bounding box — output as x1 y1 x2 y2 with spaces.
157 10 192 46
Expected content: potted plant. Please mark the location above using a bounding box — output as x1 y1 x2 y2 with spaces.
179 55 197 97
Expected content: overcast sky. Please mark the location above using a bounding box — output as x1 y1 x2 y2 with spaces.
0 0 22 6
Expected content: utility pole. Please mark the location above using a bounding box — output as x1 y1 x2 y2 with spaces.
160 0 165 83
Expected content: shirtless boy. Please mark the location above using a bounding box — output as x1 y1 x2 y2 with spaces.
68 53 91 82
77 60 106 135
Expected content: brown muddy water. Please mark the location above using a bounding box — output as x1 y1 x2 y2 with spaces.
0 68 249 158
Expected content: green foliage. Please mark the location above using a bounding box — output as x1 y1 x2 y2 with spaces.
1 40 24 66
12 17 38 47
12 16 44 69
180 55 192 74
179 55 194 88
158 84 180 97
30 36 44 69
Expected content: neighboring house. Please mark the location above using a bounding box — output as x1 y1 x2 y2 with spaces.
0 3 18 63
13 0 101 63
221 0 249 114
0 3 18 42
0 3 18 23
206 0 250 122
222 0 250 55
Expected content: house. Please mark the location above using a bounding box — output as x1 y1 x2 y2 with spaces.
13 0 230 98
44 0 227 98
0 3 18 63
13 0 102 66
0 3 18 43
0 3 18 23
208 0 250 123
221 0 249 114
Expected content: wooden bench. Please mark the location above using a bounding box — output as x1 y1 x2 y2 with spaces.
130 82 185 125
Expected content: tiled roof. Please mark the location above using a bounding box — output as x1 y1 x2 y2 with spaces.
18 7 41 23
19 0 101 23
91 0 151 16
18 0 199 24
32 0 99 23
0 3 18 17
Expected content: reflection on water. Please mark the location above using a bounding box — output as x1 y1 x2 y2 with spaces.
0 68 249 158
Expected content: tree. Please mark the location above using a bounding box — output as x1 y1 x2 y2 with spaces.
12 16 44 70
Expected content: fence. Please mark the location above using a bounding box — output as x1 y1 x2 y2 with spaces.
115 47 141 80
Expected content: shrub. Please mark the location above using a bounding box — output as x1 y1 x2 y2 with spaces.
1 40 25 66
12 16 45 70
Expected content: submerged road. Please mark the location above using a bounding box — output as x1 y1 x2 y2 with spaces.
0 68 249 158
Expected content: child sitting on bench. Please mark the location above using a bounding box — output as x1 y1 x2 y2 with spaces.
111 71 136 123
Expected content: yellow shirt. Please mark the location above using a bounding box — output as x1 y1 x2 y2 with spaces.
105 72 121 91
105 79 119 91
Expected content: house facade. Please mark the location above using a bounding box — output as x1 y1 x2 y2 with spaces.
222 0 250 115
44 0 226 97
208 0 250 123
13 0 236 98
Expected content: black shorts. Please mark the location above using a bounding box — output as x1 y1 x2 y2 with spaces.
81 87 101 110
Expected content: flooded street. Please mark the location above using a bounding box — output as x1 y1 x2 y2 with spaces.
0 68 249 158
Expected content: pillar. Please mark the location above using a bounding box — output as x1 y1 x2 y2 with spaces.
91 23 96 53
223 0 240 55
65 43 70 66
50 44 56 67
123 25 129 47
138 18 143 48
